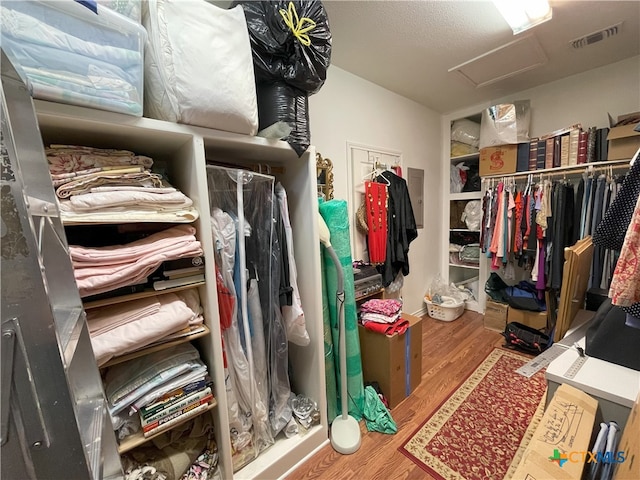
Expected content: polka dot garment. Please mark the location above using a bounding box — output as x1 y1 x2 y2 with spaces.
593 158 640 318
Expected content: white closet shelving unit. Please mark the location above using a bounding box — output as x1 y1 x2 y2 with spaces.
441 111 487 314
32 99 328 480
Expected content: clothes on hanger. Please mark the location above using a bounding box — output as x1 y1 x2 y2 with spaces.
374 169 417 287
364 180 388 265
481 164 631 303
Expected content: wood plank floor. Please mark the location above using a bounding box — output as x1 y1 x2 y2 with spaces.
286 310 506 480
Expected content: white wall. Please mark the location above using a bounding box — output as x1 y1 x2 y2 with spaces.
309 66 441 315
449 56 640 137
309 56 639 315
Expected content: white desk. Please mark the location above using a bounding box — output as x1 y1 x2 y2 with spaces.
545 310 640 429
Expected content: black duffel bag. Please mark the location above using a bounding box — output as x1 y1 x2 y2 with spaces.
502 321 550 354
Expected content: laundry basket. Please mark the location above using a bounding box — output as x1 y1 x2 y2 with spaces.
424 296 465 322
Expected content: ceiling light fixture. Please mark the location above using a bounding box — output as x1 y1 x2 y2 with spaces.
492 0 553 35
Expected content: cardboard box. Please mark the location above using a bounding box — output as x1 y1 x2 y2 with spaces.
358 313 422 409
614 392 640 480
479 144 518 176
511 384 598 480
607 123 640 160
484 300 508 332
507 307 548 330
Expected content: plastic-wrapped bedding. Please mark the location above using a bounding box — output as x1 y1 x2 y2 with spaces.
234 0 331 156
142 0 258 135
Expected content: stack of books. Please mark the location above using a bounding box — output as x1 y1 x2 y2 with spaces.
523 124 609 172
150 256 205 291
139 377 214 437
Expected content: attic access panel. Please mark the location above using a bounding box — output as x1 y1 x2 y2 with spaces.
449 35 548 88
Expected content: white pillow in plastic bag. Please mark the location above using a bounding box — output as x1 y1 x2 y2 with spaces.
451 119 481 148
142 0 258 135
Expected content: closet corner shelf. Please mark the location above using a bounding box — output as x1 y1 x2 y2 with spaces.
83 282 206 310
450 191 482 201
100 325 210 369
448 263 480 270
449 228 480 233
117 401 217 455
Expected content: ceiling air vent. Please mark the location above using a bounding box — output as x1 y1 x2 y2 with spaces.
570 22 623 49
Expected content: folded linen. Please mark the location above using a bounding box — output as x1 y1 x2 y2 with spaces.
88 290 203 366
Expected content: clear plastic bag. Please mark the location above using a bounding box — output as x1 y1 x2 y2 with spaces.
425 274 465 304
450 162 469 194
461 200 481 231
479 100 531 149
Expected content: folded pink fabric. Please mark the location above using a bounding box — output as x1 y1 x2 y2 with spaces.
70 225 203 297
89 290 202 366
71 225 196 266
359 298 402 316
87 297 160 336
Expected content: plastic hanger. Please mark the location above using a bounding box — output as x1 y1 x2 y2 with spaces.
360 162 390 185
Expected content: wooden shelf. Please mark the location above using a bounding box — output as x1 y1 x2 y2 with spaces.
118 400 217 454
100 325 210 369
355 287 384 303
450 152 480 163
450 228 480 233
449 263 480 270
83 282 205 310
450 191 482 201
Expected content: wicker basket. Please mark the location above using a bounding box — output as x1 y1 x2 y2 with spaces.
424 296 465 322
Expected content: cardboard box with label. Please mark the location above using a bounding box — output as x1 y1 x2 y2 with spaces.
479 144 518 176
507 307 548 330
607 112 640 161
614 392 640 480
511 383 597 480
484 300 509 332
358 313 422 409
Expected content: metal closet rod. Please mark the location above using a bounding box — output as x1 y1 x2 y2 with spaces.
481 159 631 181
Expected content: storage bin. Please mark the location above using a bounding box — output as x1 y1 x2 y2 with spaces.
97 0 141 23
424 296 465 322
1 0 144 116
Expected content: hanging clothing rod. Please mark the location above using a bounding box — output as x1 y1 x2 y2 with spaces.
481 158 631 181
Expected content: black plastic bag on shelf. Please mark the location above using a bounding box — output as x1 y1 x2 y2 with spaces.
257 81 310 157
233 0 332 94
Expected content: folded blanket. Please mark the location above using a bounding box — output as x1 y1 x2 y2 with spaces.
65 189 193 210
46 144 153 175
105 343 201 411
56 170 163 198
87 290 203 366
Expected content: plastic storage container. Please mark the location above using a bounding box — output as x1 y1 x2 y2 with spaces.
97 0 141 23
424 296 465 322
1 0 145 116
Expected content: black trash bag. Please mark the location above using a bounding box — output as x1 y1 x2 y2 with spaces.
462 162 481 193
484 272 509 303
233 0 332 94
257 81 309 157
585 298 640 371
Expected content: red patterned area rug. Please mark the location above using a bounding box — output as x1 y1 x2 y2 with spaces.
399 348 547 480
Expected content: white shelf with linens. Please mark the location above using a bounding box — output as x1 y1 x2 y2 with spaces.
441 110 486 313
32 99 328 480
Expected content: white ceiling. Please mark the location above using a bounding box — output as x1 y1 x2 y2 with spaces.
322 0 640 114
